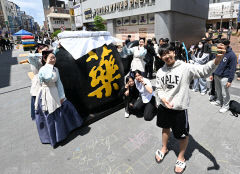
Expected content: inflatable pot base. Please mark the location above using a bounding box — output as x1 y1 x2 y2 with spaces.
83 102 124 126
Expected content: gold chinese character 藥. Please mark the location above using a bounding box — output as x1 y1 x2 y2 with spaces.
86 46 121 99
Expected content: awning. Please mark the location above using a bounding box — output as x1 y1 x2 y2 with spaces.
13 29 33 36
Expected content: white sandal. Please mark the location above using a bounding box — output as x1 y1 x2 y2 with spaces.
155 149 168 163
174 160 186 174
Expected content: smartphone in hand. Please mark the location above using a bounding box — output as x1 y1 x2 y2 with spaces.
211 45 218 54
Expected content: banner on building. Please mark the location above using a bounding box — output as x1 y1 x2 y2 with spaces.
74 3 83 28
70 9 74 16
75 16 83 28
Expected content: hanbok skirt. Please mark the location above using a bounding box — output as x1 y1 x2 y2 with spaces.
35 97 83 147
31 96 36 120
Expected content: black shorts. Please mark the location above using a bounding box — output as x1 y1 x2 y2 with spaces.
157 105 189 139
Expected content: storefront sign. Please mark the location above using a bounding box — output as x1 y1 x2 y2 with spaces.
115 24 154 41
70 9 74 16
84 0 155 19
84 8 92 19
209 2 238 20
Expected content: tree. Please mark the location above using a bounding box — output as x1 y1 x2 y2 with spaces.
93 16 106 31
51 30 61 39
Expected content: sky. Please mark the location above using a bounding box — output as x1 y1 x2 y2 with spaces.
10 0 68 26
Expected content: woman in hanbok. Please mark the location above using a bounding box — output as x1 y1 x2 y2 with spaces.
28 44 49 120
127 38 147 73
35 50 83 147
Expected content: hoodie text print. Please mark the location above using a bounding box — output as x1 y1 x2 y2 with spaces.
156 60 217 110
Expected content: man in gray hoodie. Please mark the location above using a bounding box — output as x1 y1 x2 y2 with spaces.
155 43 225 174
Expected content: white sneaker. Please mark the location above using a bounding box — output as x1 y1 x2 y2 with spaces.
210 101 221 106
191 89 198 92
219 107 228 113
200 92 206 96
125 112 130 118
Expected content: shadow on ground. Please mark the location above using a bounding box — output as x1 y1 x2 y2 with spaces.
56 126 91 148
168 133 220 171
0 49 17 88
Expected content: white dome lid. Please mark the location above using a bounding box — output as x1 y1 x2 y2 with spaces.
56 31 123 60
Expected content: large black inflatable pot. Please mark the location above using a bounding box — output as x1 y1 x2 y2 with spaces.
55 44 125 121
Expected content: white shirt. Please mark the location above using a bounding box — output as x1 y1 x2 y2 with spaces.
128 46 147 72
135 78 154 103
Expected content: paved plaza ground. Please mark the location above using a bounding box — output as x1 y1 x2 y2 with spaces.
0 47 240 174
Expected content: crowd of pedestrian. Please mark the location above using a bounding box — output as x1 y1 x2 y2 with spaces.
0 36 14 53
118 32 238 173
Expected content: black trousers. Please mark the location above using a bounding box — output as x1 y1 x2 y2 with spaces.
145 61 153 79
237 72 240 78
209 74 216 96
133 96 157 121
123 96 137 115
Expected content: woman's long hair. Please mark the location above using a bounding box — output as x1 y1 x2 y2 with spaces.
195 41 205 58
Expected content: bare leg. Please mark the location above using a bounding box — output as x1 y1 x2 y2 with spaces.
175 136 189 173
162 128 170 151
156 128 170 161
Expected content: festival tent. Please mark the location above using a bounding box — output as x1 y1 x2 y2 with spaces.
13 29 33 36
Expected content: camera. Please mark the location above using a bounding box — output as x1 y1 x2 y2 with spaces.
210 44 225 54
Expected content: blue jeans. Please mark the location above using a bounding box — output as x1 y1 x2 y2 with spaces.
193 78 207 93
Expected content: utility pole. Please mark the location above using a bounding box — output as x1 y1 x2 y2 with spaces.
229 1 234 29
220 4 224 30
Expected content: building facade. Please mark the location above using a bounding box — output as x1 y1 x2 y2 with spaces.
0 0 7 34
210 0 232 3
208 0 240 30
42 0 66 31
80 0 209 46
0 0 39 36
47 12 71 32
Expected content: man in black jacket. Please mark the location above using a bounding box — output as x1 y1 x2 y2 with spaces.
212 39 237 113
145 39 157 79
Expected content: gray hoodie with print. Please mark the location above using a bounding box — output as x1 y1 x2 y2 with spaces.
156 60 217 110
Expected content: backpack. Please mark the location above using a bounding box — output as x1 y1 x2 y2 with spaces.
229 100 240 117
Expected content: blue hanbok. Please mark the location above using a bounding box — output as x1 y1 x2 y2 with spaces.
35 64 83 147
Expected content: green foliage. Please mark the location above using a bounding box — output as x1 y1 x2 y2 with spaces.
51 30 61 38
93 16 106 31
